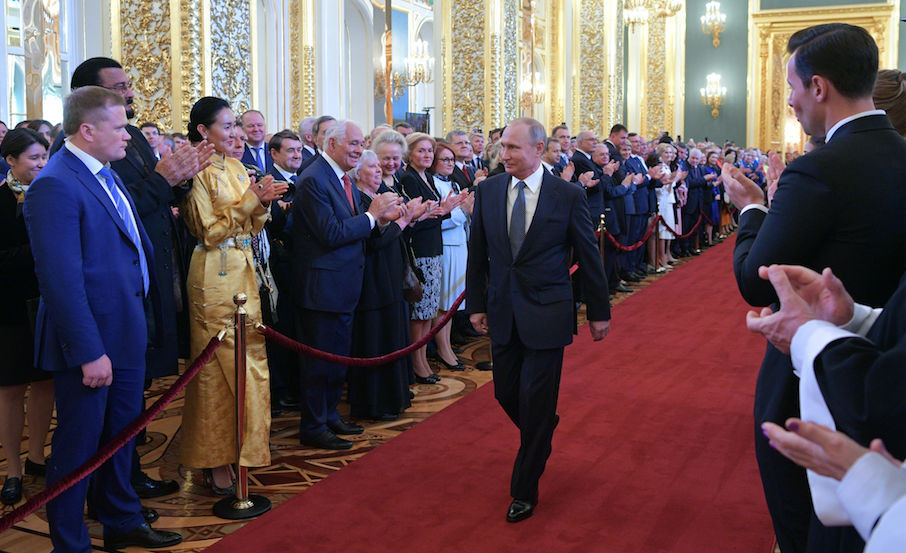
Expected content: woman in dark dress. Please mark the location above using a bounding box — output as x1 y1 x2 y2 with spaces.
399 133 465 384
0 129 55 505
347 150 424 420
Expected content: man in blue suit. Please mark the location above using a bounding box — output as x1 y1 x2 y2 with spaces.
23 87 182 552
466 118 612 523
292 120 401 450
240 109 273 172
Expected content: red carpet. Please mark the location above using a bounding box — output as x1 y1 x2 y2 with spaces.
207 240 773 553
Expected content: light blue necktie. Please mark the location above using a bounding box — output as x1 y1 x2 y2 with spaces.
254 147 265 171
509 180 527 258
98 167 150 294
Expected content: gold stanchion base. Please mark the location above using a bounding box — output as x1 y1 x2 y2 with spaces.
213 494 271 520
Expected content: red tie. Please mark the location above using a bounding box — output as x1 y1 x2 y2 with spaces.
342 174 356 213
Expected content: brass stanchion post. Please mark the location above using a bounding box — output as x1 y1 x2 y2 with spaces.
213 293 272 520
597 214 607 269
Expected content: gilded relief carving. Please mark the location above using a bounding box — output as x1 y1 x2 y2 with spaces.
491 34 501 127
120 0 173 129
550 0 564 129
644 15 666 138
210 0 252 114
611 0 624 127
290 0 301 124
502 0 518 125
579 0 606 138
303 45 315 118
180 0 202 132
450 0 484 132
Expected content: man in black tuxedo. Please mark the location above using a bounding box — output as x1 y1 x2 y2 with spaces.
292 120 401 450
466 117 611 523
603 124 627 162
52 57 213 506
266 130 303 412
725 23 906 553
240 110 273 172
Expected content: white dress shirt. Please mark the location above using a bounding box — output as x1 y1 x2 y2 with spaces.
506 165 544 236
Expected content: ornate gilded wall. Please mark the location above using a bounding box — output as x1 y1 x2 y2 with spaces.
549 0 564 129
111 0 256 132
501 0 519 125
210 0 252 116
579 0 607 138
448 0 485 132
117 0 174 129
290 0 316 125
609 0 624 129
642 15 666 138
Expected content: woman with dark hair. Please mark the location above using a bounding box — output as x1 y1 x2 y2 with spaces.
0 129 54 505
427 141 473 371
25 120 53 144
178 97 287 494
400 133 465 384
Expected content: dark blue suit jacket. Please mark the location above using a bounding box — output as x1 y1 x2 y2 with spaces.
466 170 610 350
624 157 651 214
24 146 160 372
292 155 377 313
242 143 274 173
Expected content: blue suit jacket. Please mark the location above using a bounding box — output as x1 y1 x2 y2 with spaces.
291 155 377 313
24 146 160 372
466 170 610 350
242 143 274 173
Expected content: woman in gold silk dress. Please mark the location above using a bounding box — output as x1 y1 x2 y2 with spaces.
178 97 287 493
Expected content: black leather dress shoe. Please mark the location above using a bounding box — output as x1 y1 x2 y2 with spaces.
610 284 633 293
132 472 180 499
620 272 642 283
1 477 22 505
415 373 441 384
24 458 46 477
300 430 352 450
276 395 301 411
327 420 364 435
104 522 183 549
506 498 535 523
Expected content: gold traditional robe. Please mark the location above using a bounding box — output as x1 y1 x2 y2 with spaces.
178 155 272 468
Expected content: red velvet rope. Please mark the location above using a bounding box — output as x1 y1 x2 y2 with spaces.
0 336 223 534
260 262 583 366
602 213 703 251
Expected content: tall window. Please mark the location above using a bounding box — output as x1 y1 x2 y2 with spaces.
5 0 69 126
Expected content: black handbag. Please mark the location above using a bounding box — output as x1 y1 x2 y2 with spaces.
402 246 425 303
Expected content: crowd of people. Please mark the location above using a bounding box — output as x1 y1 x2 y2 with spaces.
0 39 903 551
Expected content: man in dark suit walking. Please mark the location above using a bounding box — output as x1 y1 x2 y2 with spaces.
24 86 183 552
292 120 401 450
725 23 906 553
466 117 611 523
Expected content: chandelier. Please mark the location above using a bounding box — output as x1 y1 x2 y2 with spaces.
375 36 435 102
624 0 683 32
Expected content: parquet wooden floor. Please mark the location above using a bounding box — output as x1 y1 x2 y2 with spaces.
0 250 704 552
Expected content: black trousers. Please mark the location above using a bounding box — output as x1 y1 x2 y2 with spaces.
491 319 564 500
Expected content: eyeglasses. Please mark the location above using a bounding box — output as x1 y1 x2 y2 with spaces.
104 81 133 92
437 157 455 163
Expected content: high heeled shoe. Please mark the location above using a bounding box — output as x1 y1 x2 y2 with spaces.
414 373 441 384
202 469 236 496
435 356 467 371
24 458 46 477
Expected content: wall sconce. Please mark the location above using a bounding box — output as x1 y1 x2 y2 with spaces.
624 0 683 32
701 1 725 48
700 73 726 118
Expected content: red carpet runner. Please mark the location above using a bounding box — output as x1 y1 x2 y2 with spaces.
208 240 774 553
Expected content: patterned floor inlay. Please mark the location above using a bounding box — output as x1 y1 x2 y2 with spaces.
0 252 702 551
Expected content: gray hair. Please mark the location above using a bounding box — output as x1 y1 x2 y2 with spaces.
689 148 703 157
298 116 315 137
63 86 126 136
372 129 408 156
350 149 378 182
445 129 468 142
324 119 361 147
